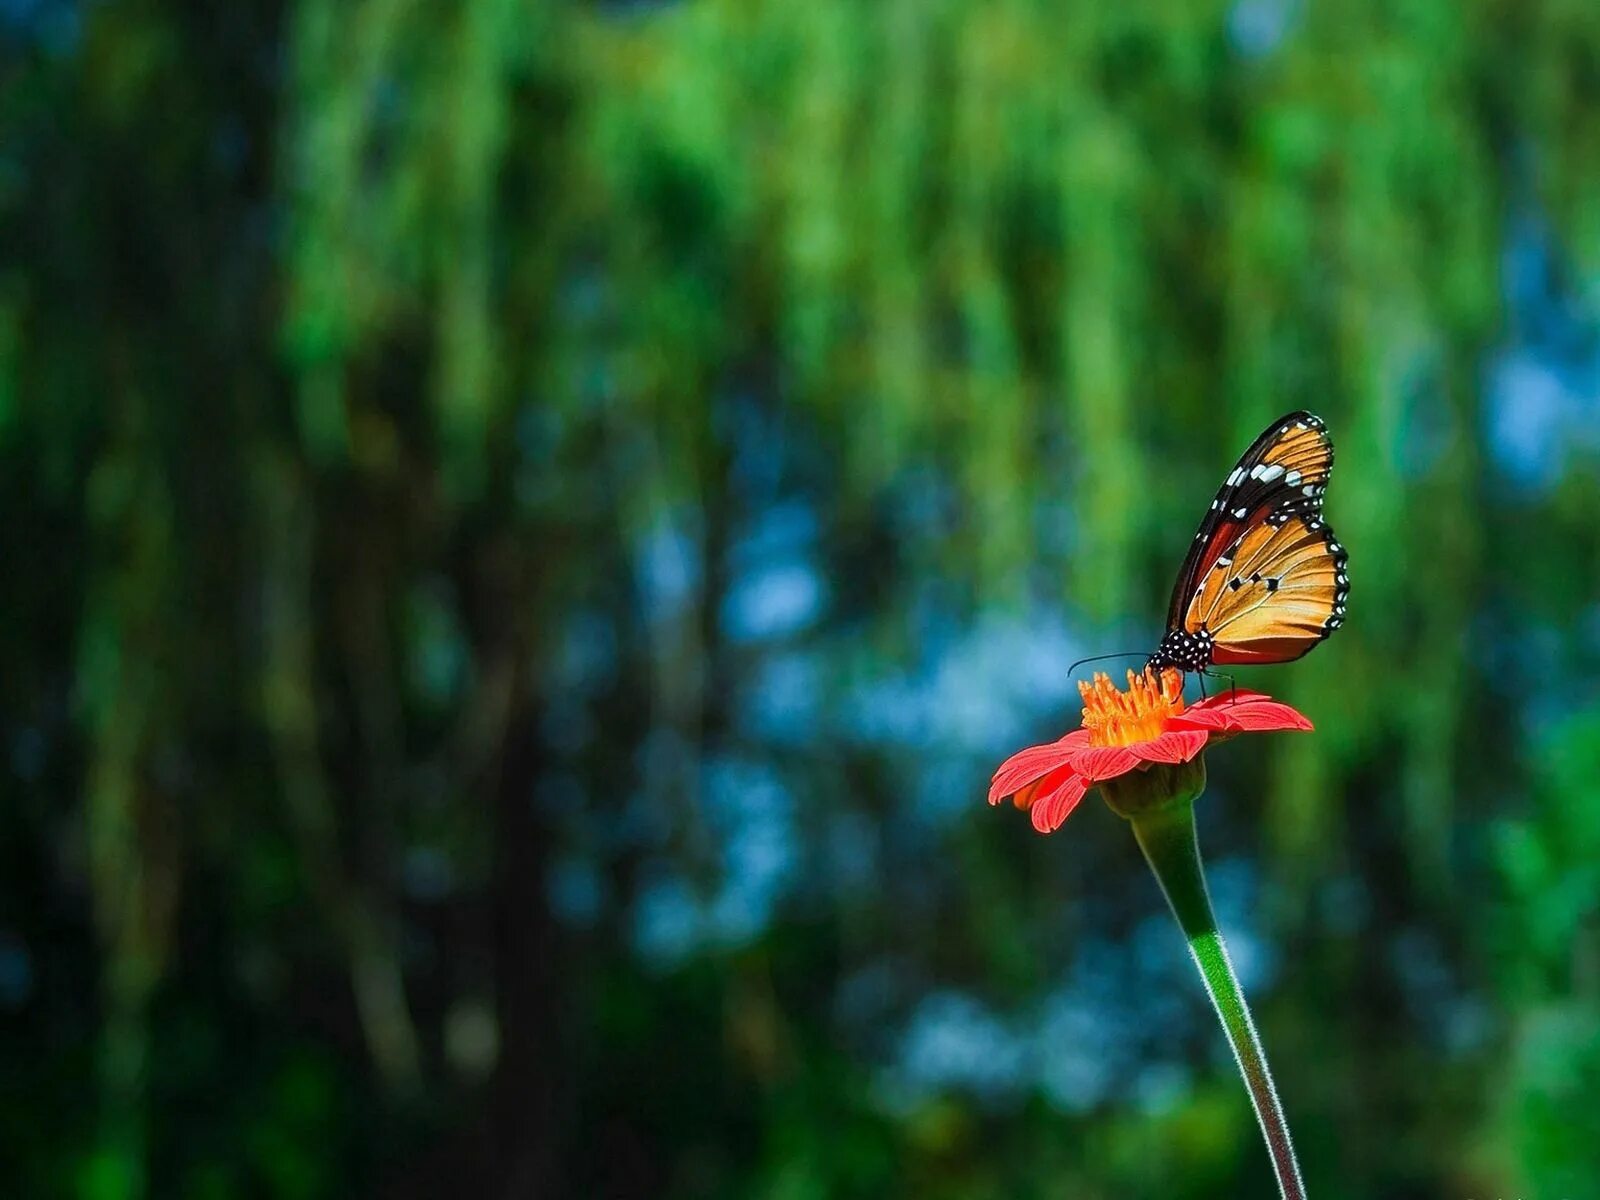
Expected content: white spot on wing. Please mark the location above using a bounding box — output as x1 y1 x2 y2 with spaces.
1284 469 1302 486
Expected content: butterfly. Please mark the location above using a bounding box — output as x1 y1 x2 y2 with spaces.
1146 411 1349 678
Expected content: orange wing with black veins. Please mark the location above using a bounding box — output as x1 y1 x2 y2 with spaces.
1181 513 1348 664
1165 412 1335 631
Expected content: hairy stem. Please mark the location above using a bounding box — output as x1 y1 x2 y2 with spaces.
1130 800 1307 1200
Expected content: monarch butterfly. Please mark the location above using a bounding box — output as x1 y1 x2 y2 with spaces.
1146 411 1349 676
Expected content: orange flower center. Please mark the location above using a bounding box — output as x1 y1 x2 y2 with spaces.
1078 667 1187 748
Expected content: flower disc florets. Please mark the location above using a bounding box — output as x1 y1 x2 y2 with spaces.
1079 668 1188 748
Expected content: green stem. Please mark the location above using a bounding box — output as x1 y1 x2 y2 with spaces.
1129 800 1307 1200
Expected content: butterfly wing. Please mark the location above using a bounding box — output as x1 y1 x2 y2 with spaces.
1181 513 1349 664
1165 412 1334 630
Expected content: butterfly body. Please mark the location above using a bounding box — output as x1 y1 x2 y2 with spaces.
1146 411 1348 677
1149 627 1216 673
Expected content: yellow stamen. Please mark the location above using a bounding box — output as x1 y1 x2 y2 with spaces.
1078 667 1187 748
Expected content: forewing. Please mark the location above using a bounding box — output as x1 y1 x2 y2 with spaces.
1164 412 1334 629
1182 513 1348 664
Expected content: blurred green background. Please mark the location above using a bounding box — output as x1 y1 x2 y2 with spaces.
5 1 1600 1196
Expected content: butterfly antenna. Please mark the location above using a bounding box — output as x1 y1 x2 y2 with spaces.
1066 651 1148 677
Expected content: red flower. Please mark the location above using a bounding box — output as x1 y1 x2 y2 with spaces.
988 668 1313 834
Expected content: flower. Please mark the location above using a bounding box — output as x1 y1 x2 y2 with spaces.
988 668 1313 833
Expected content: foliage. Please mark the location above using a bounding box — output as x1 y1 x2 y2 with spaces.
4 0 1600 1195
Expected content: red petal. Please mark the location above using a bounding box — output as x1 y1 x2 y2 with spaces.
1069 745 1140 781
1031 771 1091 834
1168 706 1229 730
1011 763 1071 810
1175 692 1313 734
1214 697 1313 732
1135 729 1209 763
1184 689 1272 711
987 730 1091 803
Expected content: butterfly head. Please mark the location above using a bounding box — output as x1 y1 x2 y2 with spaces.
1147 627 1213 675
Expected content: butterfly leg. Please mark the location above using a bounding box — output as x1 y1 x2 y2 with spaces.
1201 668 1237 702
